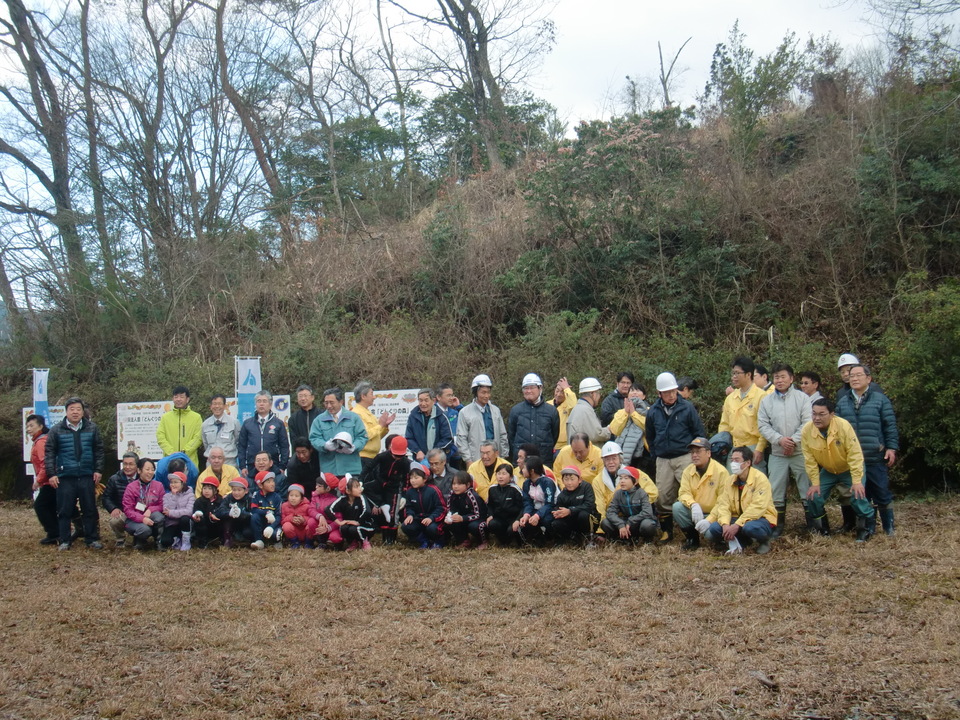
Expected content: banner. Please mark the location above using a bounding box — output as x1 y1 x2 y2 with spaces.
345 388 421 452
115 395 290 461
22 405 65 467
235 357 262 423
32 368 50 425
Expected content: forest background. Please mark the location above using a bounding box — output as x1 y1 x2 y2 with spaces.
0 0 958 498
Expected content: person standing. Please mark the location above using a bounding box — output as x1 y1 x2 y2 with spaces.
352 381 395 471
507 373 559 462
201 394 241 468
456 374 508 464
26 414 58 544
309 387 368 478
156 385 203 468
237 390 290 479
566 377 612 445
44 397 105 550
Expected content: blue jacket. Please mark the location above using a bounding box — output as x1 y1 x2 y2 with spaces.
401 484 447 524
237 413 290 475
44 417 104 479
508 397 560 462
645 397 707 460
835 388 899 465
155 453 200 491
250 488 283 521
442 404 462 461
521 476 558 520
309 409 368 477
405 406 454 458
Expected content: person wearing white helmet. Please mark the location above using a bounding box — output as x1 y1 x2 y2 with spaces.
507 373 560 462
645 371 707 541
836 353 860 403
455 374 508 465
566 377 612 445
595 441 657 520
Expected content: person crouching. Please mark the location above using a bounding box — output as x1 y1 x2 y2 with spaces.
215 477 253 548
401 463 447 549
281 484 318 548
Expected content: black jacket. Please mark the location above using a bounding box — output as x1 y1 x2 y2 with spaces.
487 482 524 523
556 480 598 518
508 397 560 461
102 470 137 513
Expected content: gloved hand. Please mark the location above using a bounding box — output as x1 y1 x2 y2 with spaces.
192 511 203 521
691 503 704 524
265 512 275 525
380 504 391 524
228 504 241 519
695 519 710 535
324 439 337 452
263 526 274 539
725 537 743 555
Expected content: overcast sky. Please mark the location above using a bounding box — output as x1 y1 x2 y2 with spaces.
535 0 888 124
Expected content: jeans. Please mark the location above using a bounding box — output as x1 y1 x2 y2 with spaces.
864 463 894 506
704 517 773 545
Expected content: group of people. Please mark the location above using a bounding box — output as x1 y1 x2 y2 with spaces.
27 351 899 554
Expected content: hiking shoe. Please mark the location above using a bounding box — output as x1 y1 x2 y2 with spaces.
114 539 126 548
87 541 104 550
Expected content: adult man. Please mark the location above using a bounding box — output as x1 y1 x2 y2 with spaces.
456 374 508 464
596 441 657 519
553 432 603 490
436 383 463 467
835 353 860 402
718 357 767 470
353 381 395 469
646 372 707 540
237 390 290 478
548 377 577 455
309 387 368 477
799 371 823 402
508 373 560 462
201 394 241 467
426 448 457 502
156 386 203 467
566 377 611 445
677 377 699 401
836 365 900 536
287 385 322 474
195 445 241 497
673 438 729 550
467 441 510 501
606 386 647 466
284 440 319 498
696 447 776 554
406 388 453 461
754 364 774 395
27 414 58 544
757 364 812 537
102 452 140 547
600 372 634 426
802 398 873 542
44 397 105 550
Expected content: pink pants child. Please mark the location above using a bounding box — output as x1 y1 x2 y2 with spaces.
282 518 318 543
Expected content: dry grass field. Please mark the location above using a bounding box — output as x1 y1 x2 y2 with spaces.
0 499 958 720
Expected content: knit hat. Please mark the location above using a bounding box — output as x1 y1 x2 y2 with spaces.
409 462 431 479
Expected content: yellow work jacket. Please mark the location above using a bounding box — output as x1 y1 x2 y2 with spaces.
355 404 389 460
548 388 578 450
707 467 776 526
678 458 729 513
553 444 602 487
801 417 865 487
195 464 241 498
468 457 510 501
719 384 767 451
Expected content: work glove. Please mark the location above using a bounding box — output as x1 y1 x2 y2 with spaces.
265 512 275 525
228 504 241 519
192 511 203 521
695 519 710 535
725 537 743 555
691 503 704 524
263 526 274 539
324 439 337 451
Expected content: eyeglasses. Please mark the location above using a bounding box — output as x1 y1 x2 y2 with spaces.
731 370 745 377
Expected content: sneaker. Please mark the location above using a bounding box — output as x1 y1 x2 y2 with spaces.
457 540 472 549
361 540 372 551
40 536 59 545
115 539 126 548
428 543 443 550
345 541 360 552
475 542 489 550
58 542 71 551
418 540 430 550
171 538 181 550
87 541 104 550
755 540 771 555
290 541 301 549
251 540 265 550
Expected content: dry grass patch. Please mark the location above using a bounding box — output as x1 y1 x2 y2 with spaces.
0 500 958 720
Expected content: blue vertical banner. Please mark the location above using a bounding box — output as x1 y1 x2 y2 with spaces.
235 357 262 423
32 368 50 425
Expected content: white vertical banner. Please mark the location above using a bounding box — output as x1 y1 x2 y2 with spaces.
235 357 262 423
32 368 50 425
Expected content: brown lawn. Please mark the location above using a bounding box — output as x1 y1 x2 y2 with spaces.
0 500 958 720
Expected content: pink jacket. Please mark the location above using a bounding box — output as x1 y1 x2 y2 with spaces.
281 499 317 526
122 479 165 522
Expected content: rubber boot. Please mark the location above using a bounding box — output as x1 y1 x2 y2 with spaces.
771 505 786 539
804 508 815 533
382 528 396 546
866 506 878 536
658 514 674 543
879 505 895 536
180 531 192 551
811 514 830 536
855 514 870 543
838 504 856 534
681 527 700 551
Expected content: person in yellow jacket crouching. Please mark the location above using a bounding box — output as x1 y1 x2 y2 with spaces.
695 446 776 555
672 437 730 551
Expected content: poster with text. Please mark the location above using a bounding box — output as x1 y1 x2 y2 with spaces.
22 406 66 468
345 388 420 452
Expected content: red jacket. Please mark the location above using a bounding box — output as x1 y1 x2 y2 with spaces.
122 479 165 522
281 499 317 526
30 432 48 486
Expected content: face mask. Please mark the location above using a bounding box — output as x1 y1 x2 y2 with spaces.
729 461 742 475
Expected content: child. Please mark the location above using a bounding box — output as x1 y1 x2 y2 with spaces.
486 462 524 547
601 466 657 544
446 471 488 549
360 434 411 545
192 477 222 548
516 457 557 546
311 473 341 548
551 465 600 546
121 458 165 550
161 471 195 551
328 476 376 551
214 477 253 548
250 471 283 550
281 484 318 548
400 463 447 549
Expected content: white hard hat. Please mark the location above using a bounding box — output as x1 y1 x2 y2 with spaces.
521 373 543 388
471 374 493 389
656 372 679 392
578 377 602 394
600 441 622 458
837 353 859 369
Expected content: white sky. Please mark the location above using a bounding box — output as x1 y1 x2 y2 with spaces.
535 0 888 124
